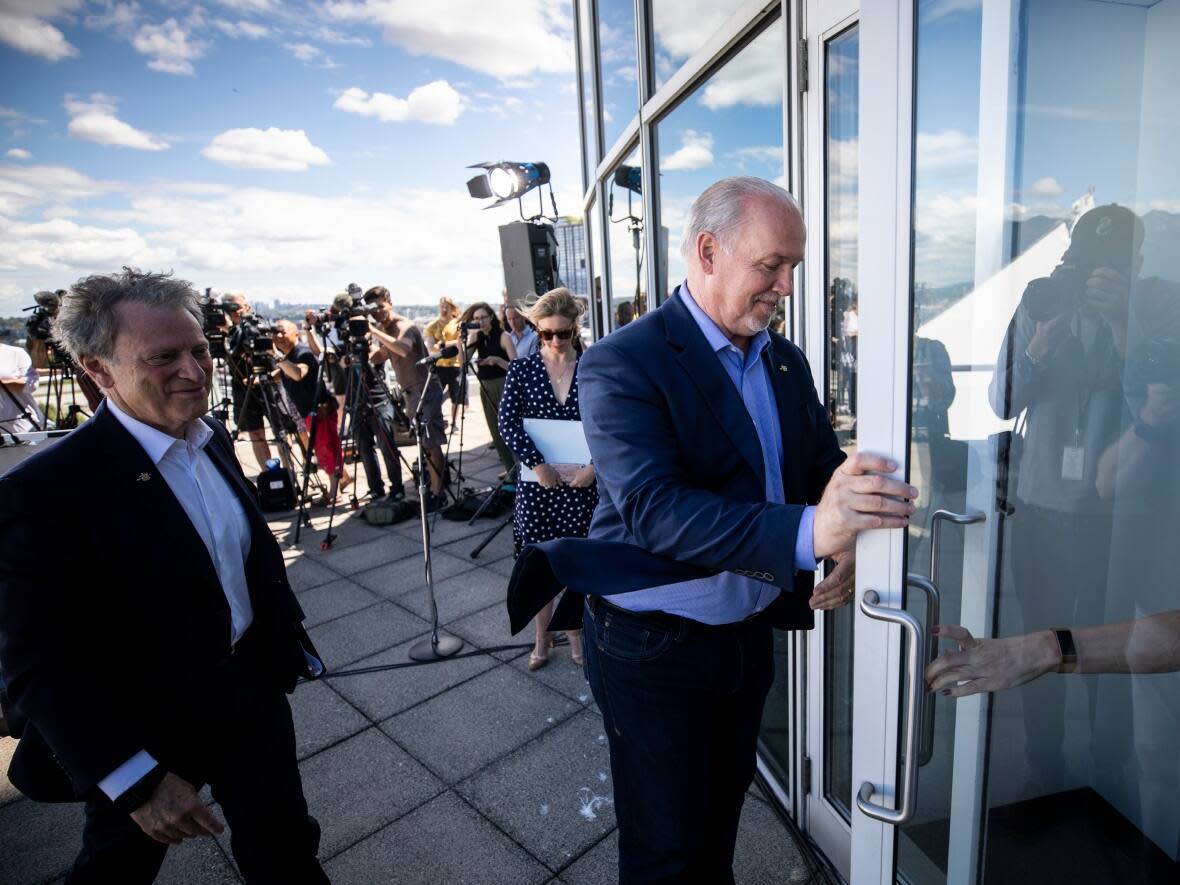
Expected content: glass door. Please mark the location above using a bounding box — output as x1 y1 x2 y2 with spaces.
803 0 860 878
854 0 1180 882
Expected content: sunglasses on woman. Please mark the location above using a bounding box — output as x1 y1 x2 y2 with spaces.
538 328 574 341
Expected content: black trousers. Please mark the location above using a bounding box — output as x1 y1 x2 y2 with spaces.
583 597 774 885
66 646 328 885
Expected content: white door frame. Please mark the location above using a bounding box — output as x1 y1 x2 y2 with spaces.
849 0 916 881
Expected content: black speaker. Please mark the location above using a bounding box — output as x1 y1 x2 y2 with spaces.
499 221 562 302
256 465 296 512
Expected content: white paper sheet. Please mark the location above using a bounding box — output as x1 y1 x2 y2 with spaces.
519 418 591 482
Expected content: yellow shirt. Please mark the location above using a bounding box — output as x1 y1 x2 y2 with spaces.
424 315 461 368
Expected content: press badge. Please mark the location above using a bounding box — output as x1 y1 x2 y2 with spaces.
1061 445 1085 481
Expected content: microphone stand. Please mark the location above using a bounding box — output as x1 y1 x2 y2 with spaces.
408 359 464 662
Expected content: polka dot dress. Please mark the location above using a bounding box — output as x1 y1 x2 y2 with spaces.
498 352 597 555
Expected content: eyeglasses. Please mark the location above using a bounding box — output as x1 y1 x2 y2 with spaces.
538 328 574 341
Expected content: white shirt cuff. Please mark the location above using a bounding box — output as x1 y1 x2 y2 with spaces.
97 750 158 801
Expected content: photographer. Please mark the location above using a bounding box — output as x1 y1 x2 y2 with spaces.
304 292 355 414
424 296 465 426
273 320 348 505
366 287 448 511
222 293 273 468
23 290 61 371
0 340 45 433
460 301 517 475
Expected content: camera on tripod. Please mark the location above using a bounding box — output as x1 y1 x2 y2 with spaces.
200 288 231 359
238 314 281 373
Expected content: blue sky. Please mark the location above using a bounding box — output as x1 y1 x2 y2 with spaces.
0 0 583 315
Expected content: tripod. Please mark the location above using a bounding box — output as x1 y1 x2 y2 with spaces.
408 359 463 661
468 466 516 559
41 356 90 430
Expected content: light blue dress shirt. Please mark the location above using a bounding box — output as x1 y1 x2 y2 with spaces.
609 284 818 624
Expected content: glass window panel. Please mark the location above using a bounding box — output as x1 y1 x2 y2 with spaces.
588 195 608 339
901 1 1180 882
578 0 599 190
820 25 858 823
596 0 640 154
606 144 646 330
651 0 749 90
654 14 786 323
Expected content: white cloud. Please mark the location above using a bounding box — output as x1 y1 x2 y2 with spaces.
0 0 82 61
700 30 783 110
84 1 141 35
334 81 465 125
660 130 714 172
6 148 31 160
214 0 275 10
915 130 978 172
921 0 982 24
324 0 574 80
1030 176 1063 197
727 145 784 167
651 0 731 61
285 42 321 61
0 163 116 217
132 18 205 75
213 19 269 39
64 93 169 151
202 128 331 171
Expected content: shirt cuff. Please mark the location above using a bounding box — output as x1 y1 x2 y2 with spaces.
98 751 158 801
794 506 820 572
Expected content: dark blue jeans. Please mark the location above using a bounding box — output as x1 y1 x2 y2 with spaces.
583 597 774 885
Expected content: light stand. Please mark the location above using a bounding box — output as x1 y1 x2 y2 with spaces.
408 361 464 661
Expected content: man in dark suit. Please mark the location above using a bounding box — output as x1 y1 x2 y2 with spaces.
0 269 329 883
507 177 917 883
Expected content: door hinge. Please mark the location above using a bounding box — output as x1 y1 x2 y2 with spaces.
798 38 810 94
802 756 813 794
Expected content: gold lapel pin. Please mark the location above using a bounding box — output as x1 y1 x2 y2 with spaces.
137 473 152 482
778 364 788 373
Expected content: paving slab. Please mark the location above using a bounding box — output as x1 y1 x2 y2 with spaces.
307 601 431 669
297 727 444 860
508 644 594 705
157 834 241 884
351 548 476 600
459 710 615 873
324 791 550 885
295 578 382 629
0 797 83 883
561 830 618 885
325 638 499 722
484 554 519 578
289 677 370 761
316 533 422 576
283 555 339 593
384 665 579 784
0 737 20 808
448 601 533 662
398 566 511 625
303 515 390 552
395 512 493 546
732 794 813 883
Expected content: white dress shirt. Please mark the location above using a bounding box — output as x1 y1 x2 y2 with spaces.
98 399 254 800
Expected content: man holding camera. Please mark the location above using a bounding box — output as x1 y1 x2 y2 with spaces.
0 269 328 883
273 320 347 505
222 293 273 469
365 286 448 511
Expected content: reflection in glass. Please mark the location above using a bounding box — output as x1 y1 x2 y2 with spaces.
655 15 786 303
903 0 1180 882
588 196 607 339
606 145 645 330
651 0 748 89
596 0 640 155
820 25 858 824
578 0 599 189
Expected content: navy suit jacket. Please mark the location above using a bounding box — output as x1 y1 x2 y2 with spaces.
506 289 846 634
0 402 321 802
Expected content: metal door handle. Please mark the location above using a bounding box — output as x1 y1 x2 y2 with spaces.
857 589 925 825
929 509 985 589
906 574 939 766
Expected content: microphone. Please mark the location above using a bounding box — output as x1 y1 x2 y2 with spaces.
416 344 459 367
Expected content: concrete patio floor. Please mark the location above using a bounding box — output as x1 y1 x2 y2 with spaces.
0 403 820 884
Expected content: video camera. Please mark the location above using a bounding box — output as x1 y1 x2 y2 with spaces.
310 285 380 359
23 290 60 343
200 288 230 359
237 314 281 373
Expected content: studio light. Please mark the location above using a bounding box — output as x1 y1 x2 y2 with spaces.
613 164 642 194
466 161 551 207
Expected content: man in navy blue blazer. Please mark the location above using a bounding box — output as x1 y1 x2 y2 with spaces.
507 177 917 883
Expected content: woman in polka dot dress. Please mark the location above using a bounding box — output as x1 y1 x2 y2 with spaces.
498 288 596 671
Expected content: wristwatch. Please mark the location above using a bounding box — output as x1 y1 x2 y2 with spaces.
1051 628 1077 673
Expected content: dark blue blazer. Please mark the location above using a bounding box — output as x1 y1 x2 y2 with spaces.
0 402 321 802
506 288 846 633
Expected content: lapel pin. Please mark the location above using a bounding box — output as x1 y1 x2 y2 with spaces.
778 364 788 373
137 472 152 482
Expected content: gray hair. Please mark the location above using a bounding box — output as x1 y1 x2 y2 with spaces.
52 268 202 362
679 176 801 261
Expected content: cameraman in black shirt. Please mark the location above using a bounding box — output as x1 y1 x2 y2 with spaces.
273 320 347 504
222 293 273 468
